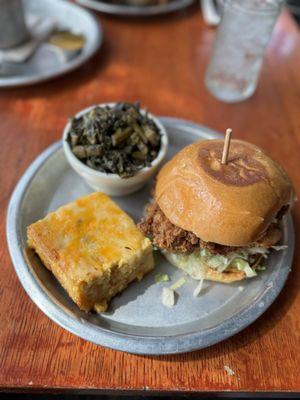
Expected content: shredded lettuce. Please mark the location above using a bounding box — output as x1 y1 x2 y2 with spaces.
244 265 257 277
162 287 175 307
208 255 229 272
193 278 204 297
165 243 269 279
170 277 186 291
200 248 210 257
231 258 257 277
231 258 248 270
256 265 266 271
246 246 269 258
164 251 207 279
206 253 258 277
272 245 288 251
155 273 170 283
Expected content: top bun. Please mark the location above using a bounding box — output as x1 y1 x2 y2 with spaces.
155 139 294 247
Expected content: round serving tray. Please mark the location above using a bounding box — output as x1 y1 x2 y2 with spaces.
6 117 294 354
0 0 102 88
76 0 194 17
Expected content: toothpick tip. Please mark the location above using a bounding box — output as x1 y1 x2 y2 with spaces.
221 128 232 165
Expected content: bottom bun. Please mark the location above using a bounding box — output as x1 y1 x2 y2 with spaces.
164 251 247 283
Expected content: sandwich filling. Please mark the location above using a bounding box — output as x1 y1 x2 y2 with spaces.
138 202 286 279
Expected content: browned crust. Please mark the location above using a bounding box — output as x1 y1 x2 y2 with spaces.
138 202 200 254
139 201 282 255
27 224 85 309
203 268 246 283
155 139 294 246
27 226 59 271
27 223 154 313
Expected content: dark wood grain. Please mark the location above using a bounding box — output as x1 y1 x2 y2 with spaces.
0 5 299 395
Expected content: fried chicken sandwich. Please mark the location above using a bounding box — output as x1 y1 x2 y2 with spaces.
138 138 294 282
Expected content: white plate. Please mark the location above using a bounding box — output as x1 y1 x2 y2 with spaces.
0 0 102 87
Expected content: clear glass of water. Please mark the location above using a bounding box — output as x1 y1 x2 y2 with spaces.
205 0 285 103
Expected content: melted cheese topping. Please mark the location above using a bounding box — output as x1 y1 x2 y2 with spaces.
32 192 148 275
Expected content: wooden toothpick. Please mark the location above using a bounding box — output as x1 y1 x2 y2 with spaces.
221 128 232 165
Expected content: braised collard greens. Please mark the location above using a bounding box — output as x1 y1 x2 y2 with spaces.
67 102 161 178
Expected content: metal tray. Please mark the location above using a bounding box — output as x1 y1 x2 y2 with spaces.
6 117 294 355
77 0 194 17
0 0 102 88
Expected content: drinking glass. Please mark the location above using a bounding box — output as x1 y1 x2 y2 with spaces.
205 0 285 103
0 0 30 49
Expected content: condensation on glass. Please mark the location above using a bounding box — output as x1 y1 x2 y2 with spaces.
205 0 285 103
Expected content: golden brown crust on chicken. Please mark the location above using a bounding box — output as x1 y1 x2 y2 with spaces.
138 201 282 255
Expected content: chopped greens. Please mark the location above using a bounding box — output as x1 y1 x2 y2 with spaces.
67 102 161 178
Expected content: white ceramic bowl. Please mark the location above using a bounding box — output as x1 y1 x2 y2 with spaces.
63 103 168 196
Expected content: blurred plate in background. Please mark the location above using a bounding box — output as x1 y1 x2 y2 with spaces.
0 0 102 88
77 0 194 17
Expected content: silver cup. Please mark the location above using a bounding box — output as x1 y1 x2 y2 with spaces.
0 0 30 49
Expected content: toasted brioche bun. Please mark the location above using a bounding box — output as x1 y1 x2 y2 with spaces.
164 251 246 283
155 139 294 247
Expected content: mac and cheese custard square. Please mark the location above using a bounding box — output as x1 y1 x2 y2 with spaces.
27 192 154 312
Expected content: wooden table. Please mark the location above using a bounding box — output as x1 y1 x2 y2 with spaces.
0 4 299 397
